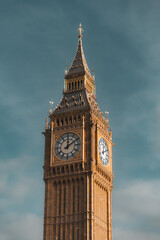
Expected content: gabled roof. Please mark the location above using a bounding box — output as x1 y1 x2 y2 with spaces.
65 24 93 79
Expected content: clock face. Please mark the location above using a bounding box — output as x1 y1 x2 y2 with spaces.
99 138 109 166
55 132 81 160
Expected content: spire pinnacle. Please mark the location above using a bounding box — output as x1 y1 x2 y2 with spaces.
45 118 48 129
78 23 83 40
49 98 54 114
65 24 94 81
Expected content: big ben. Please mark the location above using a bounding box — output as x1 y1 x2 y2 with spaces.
43 24 113 240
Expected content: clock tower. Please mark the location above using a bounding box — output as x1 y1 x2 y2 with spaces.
43 24 113 240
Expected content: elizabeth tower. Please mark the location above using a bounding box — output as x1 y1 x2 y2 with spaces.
43 24 113 240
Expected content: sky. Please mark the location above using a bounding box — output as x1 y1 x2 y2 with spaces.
0 0 160 239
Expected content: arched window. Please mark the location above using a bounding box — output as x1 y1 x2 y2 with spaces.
77 185 80 212
65 117 68 124
64 186 66 214
73 185 75 213
59 185 61 215
58 226 60 239
72 225 74 240
54 182 57 214
70 165 73 172
66 165 69 173
77 229 79 240
69 116 72 124
63 226 65 240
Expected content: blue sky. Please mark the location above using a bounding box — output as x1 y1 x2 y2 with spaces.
0 0 160 239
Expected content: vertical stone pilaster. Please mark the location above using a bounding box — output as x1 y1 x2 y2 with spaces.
43 180 48 240
86 175 90 240
108 190 112 240
46 180 50 240
95 123 98 165
90 173 94 240
50 121 54 166
53 182 57 238
66 180 71 240
82 116 85 162
83 175 87 240
91 122 95 162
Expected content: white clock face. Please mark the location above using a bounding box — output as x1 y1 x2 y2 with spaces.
99 138 109 166
55 132 80 160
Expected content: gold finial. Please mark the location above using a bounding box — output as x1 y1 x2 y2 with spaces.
78 23 84 39
49 98 54 114
65 62 68 75
92 67 95 80
105 110 109 118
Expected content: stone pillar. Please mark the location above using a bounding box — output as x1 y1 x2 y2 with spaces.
82 116 85 162
50 121 54 166
95 123 98 165
43 180 48 240
91 122 95 162
108 190 112 240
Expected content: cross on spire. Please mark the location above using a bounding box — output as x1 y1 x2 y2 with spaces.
78 23 84 40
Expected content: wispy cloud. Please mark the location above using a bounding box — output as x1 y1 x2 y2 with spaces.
0 155 43 239
113 179 160 238
0 156 43 210
113 227 160 240
0 212 42 240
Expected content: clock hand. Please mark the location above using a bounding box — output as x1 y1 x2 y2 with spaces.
102 149 108 154
66 134 69 149
64 138 78 149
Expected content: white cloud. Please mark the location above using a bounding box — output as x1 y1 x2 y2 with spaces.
0 156 44 239
112 179 160 239
0 212 42 240
0 156 42 209
113 227 160 240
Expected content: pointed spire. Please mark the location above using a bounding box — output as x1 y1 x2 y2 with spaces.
65 23 93 80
